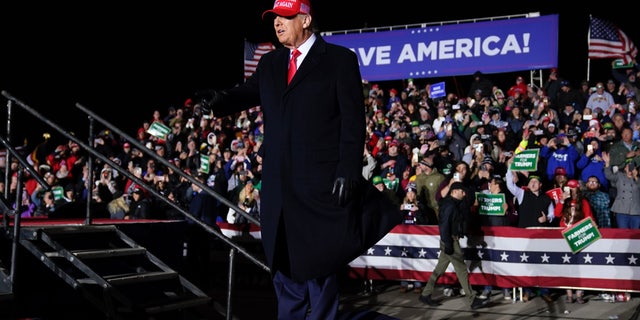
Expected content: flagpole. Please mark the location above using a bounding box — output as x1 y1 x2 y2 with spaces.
587 15 592 83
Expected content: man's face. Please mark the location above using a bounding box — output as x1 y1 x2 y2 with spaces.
586 178 600 191
273 14 308 48
528 178 541 192
451 188 465 200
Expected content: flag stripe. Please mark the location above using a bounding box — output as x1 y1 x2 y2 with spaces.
244 40 276 80
589 17 638 64
216 222 640 291
349 225 640 291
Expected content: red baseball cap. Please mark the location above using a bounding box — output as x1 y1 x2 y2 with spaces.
263 0 311 19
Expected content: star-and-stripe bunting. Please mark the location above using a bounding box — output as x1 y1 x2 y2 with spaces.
348 225 640 291
218 222 262 240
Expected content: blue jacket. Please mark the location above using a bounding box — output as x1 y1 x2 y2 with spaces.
576 152 609 190
541 144 580 181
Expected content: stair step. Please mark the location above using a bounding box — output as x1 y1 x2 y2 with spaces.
0 291 13 302
78 271 179 286
144 296 211 314
39 225 117 236
70 247 146 259
0 271 12 302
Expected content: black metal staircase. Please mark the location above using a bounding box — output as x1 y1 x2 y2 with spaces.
0 262 11 302
17 224 211 319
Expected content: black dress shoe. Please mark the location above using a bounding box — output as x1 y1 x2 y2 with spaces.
418 295 441 306
471 297 489 310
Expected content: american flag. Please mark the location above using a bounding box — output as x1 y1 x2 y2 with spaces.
217 222 640 291
348 225 640 291
588 17 637 64
244 40 276 80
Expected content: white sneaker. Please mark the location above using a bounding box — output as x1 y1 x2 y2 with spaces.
503 289 512 300
599 293 614 301
459 288 466 296
479 290 491 299
443 288 454 297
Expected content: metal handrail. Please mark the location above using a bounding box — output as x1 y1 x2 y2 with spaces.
1 90 270 319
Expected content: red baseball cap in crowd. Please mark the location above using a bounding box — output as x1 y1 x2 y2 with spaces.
554 167 566 176
566 179 579 188
263 0 311 19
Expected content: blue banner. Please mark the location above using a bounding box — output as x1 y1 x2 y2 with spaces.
325 14 558 81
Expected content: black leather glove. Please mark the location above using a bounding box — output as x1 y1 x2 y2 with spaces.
194 89 225 114
332 177 355 206
444 244 454 255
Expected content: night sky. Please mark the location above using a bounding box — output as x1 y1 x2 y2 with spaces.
1 2 637 146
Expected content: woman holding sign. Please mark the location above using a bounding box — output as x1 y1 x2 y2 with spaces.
475 175 516 300
553 179 594 304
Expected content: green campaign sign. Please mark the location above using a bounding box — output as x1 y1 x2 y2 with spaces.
509 148 539 171
562 217 601 253
613 58 634 69
147 122 171 139
475 193 506 216
200 154 210 174
52 186 64 201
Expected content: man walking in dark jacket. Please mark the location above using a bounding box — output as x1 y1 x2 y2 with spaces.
419 182 489 310
200 0 401 318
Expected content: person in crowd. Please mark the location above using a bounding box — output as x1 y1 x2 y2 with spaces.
540 133 580 182
603 153 640 229
107 195 129 220
398 182 427 293
586 82 615 116
557 80 585 112
228 179 260 225
608 126 640 169
475 175 516 299
505 157 554 302
554 179 593 304
418 182 489 310
440 120 467 163
31 189 57 217
198 1 402 318
362 144 377 181
505 105 527 137
125 187 151 220
554 179 594 227
576 138 608 191
467 71 494 100
605 79 626 105
543 68 563 110
558 102 578 130
507 75 528 100
413 158 445 225
583 175 612 228
377 139 410 179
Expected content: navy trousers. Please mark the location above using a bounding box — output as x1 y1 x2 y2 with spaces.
273 271 339 320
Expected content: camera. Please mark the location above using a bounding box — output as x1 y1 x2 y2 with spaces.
403 204 413 210
453 172 461 181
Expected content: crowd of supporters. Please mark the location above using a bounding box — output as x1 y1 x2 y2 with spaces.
3 64 640 234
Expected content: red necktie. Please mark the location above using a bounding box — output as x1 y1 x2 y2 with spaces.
287 49 301 84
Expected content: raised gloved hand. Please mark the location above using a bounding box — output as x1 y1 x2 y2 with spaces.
444 244 454 255
332 177 356 206
194 89 225 114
